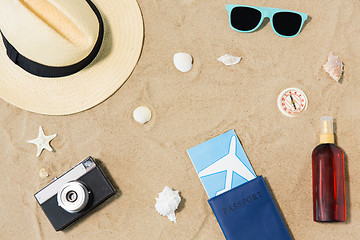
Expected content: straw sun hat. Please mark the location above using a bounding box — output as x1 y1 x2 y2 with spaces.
0 0 143 115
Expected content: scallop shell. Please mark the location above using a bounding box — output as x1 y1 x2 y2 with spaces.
217 54 241 66
323 52 343 82
133 106 152 124
173 53 193 72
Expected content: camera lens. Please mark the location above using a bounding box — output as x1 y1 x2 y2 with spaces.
66 191 78 202
57 181 89 213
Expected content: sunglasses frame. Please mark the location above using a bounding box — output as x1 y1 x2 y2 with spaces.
226 5 308 38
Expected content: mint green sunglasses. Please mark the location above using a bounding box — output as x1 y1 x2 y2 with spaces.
226 5 308 38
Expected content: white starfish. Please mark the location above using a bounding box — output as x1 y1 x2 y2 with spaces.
27 126 57 157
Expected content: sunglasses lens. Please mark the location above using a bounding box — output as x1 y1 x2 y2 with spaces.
273 12 302 36
230 7 262 31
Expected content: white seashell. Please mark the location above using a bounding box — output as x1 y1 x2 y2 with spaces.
39 168 48 178
217 54 241 66
155 186 181 223
133 106 152 124
323 52 343 82
173 52 193 72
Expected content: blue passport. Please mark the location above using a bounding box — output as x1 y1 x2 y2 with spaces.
208 176 292 240
187 131 292 240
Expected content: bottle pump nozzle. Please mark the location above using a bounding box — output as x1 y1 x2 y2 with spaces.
320 116 335 144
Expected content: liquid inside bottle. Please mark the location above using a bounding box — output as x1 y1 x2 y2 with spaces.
312 116 346 222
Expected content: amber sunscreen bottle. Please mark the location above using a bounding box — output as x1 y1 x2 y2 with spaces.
312 116 346 222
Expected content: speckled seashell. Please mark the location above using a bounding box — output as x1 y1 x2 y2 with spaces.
173 53 193 72
133 106 152 124
217 54 241 66
323 52 343 82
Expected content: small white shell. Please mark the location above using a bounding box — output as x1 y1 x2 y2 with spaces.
155 186 181 223
217 54 241 66
173 52 193 72
133 106 152 124
39 168 48 178
323 52 343 82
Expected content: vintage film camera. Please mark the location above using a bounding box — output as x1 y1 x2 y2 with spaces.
34 157 116 231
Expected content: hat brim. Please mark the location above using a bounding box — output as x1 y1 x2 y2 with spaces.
0 0 144 115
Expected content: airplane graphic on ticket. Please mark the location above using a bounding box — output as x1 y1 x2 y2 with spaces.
187 130 256 198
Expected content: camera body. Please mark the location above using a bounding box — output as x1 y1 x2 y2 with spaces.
34 157 116 231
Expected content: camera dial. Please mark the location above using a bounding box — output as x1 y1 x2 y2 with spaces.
57 181 89 213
